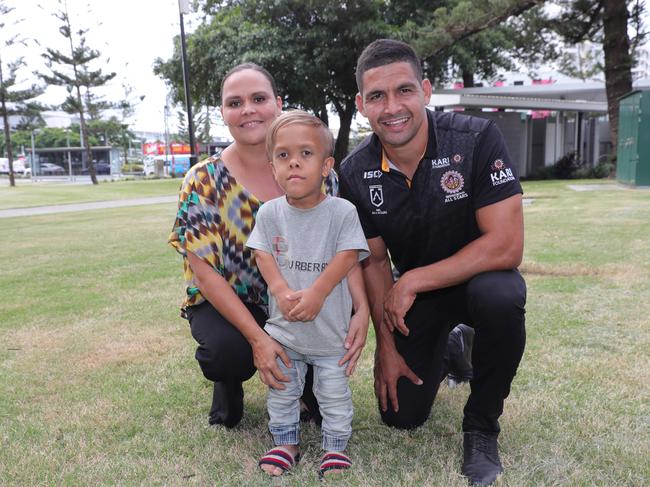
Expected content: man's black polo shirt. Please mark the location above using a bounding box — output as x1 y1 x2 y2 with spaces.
339 109 523 275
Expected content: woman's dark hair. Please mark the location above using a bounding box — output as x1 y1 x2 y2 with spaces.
220 62 279 102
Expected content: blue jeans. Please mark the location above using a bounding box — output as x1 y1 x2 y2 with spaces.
267 347 352 452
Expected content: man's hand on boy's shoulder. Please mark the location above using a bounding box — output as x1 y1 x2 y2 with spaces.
286 287 326 322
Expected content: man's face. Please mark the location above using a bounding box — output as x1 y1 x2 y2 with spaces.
356 62 432 150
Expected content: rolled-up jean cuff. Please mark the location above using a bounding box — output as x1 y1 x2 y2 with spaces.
270 425 300 446
322 435 349 452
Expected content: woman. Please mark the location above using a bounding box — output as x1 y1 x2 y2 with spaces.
169 63 368 427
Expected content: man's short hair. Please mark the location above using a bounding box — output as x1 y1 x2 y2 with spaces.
355 39 423 93
266 110 335 158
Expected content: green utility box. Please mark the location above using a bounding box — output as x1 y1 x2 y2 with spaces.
617 90 650 186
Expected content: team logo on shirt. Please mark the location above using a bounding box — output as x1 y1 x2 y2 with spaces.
272 236 288 268
490 159 515 186
452 153 464 164
440 170 468 203
491 159 505 171
369 185 384 207
369 184 388 215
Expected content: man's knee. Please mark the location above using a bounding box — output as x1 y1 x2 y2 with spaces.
379 401 431 430
377 377 436 430
466 270 526 319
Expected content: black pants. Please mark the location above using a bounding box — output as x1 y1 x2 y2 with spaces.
185 300 267 383
185 299 317 402
380 270 526 433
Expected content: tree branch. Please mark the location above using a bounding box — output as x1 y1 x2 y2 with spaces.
417 0 545 57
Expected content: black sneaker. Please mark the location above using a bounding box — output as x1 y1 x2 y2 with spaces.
448 324 474 387
461 431 503 486
208 381 243 428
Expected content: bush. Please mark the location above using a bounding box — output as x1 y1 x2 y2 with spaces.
122 163 143 173
526 151 613 180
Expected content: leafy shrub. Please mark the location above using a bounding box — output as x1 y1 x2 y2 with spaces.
122 163 144 173
526 151 613 180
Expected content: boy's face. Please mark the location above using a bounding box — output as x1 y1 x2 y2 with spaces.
270 124 334 209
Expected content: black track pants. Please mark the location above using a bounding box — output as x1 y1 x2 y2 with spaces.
379 270 526 433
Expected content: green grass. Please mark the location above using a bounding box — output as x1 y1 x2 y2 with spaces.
0 178 182 210
1 180 649 486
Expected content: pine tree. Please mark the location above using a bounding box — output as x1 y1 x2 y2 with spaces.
0 1 46 187
40 0 115 184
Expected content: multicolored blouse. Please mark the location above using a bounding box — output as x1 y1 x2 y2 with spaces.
169 155 338 316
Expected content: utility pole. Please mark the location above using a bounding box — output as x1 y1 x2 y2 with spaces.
178 0 197 167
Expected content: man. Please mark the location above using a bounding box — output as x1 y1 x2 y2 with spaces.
339 39 526 486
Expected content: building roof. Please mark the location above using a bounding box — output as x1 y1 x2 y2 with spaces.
428 79 650 113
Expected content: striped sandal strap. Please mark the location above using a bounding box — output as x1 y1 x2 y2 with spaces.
319 451 352 478
259 446 300 474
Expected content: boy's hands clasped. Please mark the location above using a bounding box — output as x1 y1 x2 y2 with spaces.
286 287 327 322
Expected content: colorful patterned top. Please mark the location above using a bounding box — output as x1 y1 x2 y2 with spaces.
169 155 338 316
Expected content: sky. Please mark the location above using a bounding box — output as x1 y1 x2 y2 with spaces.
4 1 649 137
5 0 187 134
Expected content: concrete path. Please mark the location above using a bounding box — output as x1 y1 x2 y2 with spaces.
1 194 535 219
0 195 177 219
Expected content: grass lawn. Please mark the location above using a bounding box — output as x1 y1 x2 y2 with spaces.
0 178 182 210
1 180 648 486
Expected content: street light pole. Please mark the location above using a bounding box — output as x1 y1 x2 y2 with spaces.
178 0 197 167
30 130 36 178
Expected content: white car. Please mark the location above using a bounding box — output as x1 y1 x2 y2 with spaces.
0 157 28 175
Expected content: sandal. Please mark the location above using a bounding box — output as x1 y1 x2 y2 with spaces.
259 446 300 475
318 451 352 478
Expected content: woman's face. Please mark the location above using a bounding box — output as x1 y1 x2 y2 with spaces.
221 69 282 147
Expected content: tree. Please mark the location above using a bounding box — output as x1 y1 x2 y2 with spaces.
550 0 646 162
385 1 555 87
0 1 46 187
557 41 604 81
40 0 115 184
155 0 546 165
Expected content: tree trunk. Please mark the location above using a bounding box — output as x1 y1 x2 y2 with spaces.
76 85 97 184
602 0 633 164
461 69 479 112
0 64 16 187
333 97 356 172
462 69 475 88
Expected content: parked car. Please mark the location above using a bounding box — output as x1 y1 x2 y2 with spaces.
81 162 111 175
0 157 27 175
38 162 66 175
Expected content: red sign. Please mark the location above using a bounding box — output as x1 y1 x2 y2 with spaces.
143 142 197 155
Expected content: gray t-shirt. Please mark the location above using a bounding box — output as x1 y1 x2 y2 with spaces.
247 195 369 356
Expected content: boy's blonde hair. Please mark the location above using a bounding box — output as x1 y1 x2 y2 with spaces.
266 110 335 158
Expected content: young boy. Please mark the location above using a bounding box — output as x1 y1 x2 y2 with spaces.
246 110 369 478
